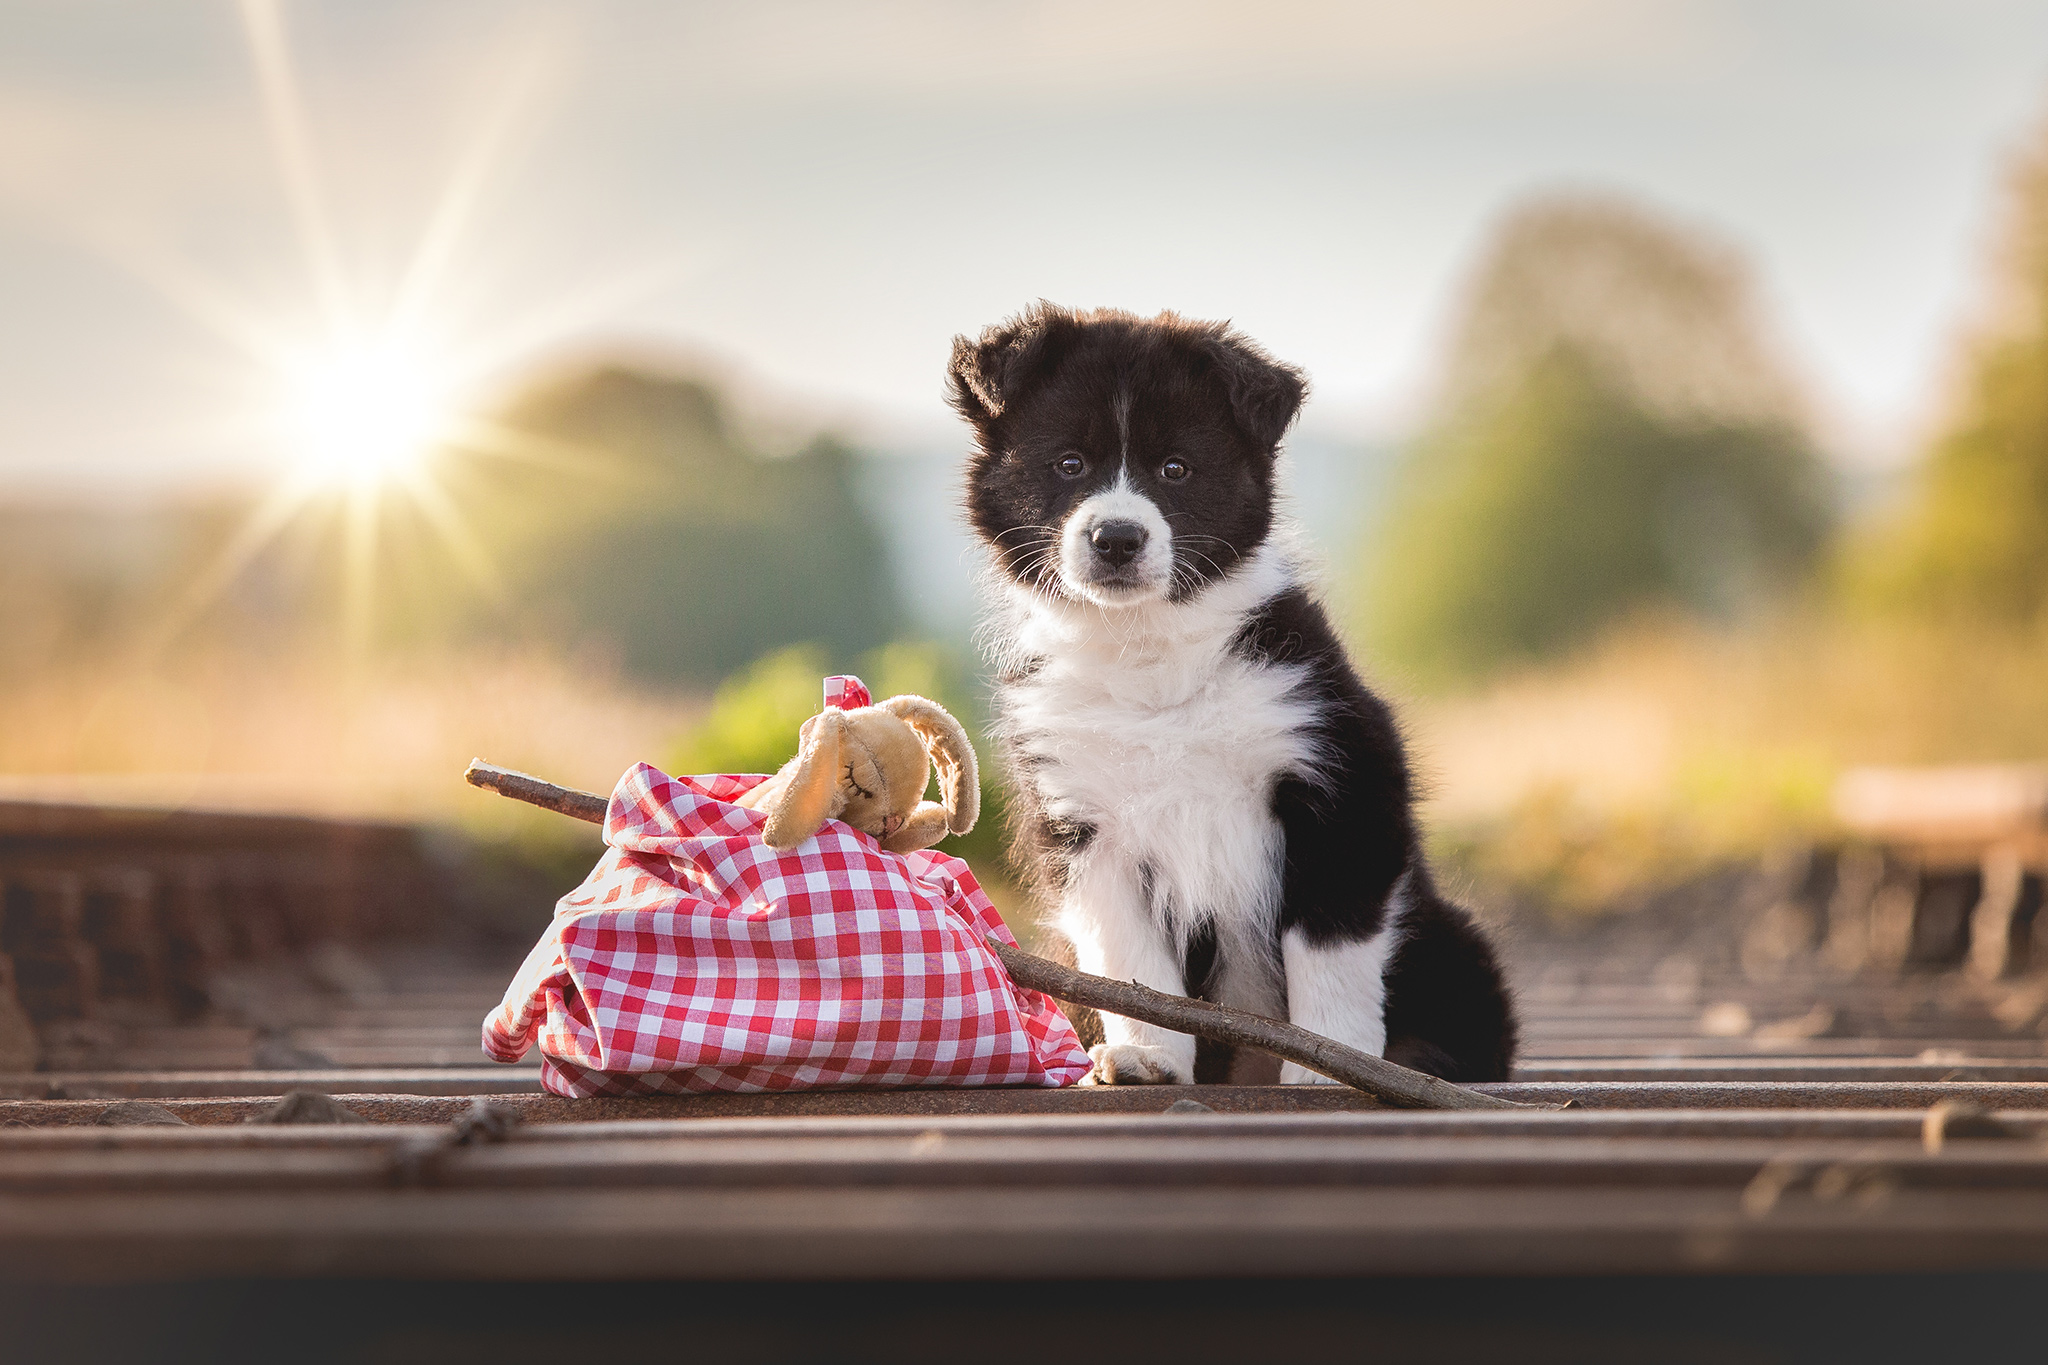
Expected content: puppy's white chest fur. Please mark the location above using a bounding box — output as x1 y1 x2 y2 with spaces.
997 550 1324 971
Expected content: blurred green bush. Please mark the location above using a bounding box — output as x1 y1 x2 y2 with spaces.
666 640 1011 875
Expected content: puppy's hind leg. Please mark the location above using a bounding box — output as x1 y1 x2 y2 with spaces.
1280 881 1518 1084
1276 909 1406 1086
1060 858 1196 1085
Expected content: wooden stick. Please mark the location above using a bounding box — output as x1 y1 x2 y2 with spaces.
465 758 1532 1111
466 760 608 825
981 939 1522 1110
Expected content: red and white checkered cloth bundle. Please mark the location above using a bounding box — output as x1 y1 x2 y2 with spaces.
482 761 1092 1098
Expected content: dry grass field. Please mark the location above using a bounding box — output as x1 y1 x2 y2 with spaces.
0 646 698 842
1407 611 2048 910
3 605 2043 926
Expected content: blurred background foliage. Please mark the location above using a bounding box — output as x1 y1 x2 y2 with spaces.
0 362 904 689
429 365 904 685
1844 129 2048 624
1370 146 2048 913
13 110 2048 921
1358 196 1835 683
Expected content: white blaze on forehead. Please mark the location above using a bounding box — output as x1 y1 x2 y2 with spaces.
1057 467 1175 604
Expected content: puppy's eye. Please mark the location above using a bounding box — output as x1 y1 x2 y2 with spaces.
1054 454 1085 479
1160 459 1190 481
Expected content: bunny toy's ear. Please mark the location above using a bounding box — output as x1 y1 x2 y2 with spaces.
757 709 849 850
879 696 981 837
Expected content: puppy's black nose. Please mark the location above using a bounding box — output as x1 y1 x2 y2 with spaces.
1089 520 1147 568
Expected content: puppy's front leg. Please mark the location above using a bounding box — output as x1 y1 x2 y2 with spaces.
1058 856 1195 1085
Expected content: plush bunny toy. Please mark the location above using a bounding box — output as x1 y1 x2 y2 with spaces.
734 676 980 854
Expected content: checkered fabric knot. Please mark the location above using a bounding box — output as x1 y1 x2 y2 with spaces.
482 762 1092 1097
822 674 871 710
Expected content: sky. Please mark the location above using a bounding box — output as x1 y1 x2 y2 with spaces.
3 0 2048 496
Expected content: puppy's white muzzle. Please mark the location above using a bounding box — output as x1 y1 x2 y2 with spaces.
1057 478 1174 605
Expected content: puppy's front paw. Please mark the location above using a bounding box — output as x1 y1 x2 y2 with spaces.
1089 1043 1191 1086
1278 1061 1340 1085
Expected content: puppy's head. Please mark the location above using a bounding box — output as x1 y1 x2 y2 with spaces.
950 303 1306 607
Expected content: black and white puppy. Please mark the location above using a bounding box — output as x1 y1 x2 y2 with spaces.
950 303 1516 1085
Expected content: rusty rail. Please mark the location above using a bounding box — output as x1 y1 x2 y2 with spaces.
0 798 444 1070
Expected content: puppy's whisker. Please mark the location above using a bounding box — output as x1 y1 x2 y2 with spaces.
993 523 1061 543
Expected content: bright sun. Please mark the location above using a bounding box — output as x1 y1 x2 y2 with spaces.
280 332 453 491
152 0 657 651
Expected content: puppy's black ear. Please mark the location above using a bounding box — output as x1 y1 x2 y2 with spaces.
948 302 1074 425
1202 327 1307 450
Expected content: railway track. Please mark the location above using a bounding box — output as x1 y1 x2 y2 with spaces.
6 794 2048 1358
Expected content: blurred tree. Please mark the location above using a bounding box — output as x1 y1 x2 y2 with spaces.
1853 116 2048 620
1359 196 1833 683
0 362 906 685
420 363 905 684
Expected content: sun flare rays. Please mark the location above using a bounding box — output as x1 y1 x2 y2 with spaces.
113 0 670 658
